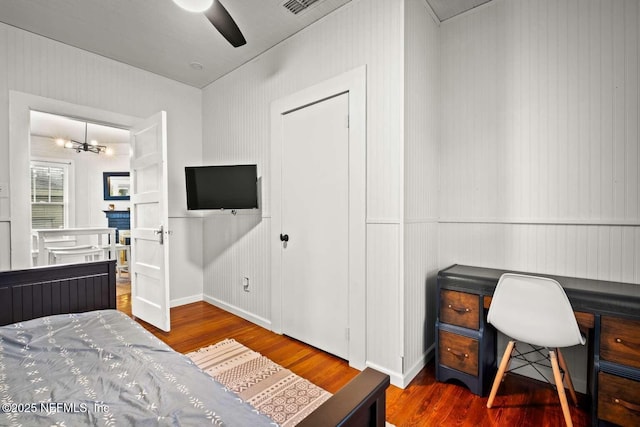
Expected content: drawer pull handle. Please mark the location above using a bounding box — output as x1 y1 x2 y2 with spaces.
614 398 640 413
448 304 470 314
613 337 638 350
446 347 469 360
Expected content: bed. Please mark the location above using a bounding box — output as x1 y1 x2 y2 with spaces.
0 261 390 426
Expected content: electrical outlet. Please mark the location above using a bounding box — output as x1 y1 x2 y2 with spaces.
0 182 8 198
242 277 250 292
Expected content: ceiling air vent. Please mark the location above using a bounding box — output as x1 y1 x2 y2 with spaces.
282 0 321 15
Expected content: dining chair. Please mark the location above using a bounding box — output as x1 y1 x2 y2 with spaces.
486 273 586 427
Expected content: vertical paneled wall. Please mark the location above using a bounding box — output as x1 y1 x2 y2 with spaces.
439 0 640 392
0 25 11 263
0 24 204 301
439 0 640 281
403 0 440 382
0 222 9 271
202 213 271 325
201 0 406 377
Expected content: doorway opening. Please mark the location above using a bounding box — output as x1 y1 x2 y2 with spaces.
11 92 171 330
29 110 132 303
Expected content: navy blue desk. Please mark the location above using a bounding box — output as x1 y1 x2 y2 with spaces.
436 264 640 427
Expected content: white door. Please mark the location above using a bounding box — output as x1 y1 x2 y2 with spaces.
130 111 171 332
281 93 349 359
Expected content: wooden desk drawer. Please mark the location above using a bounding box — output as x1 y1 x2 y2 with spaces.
601 316 640 369
440 290 480 330
439 330 478 376
598 372 640 427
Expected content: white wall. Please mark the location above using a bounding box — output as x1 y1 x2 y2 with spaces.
403 0 440 383
201 0 406 381
0 23 204 303
439 0 640 392
439 0 640 286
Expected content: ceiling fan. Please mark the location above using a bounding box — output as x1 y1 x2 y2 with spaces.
173 0 246 47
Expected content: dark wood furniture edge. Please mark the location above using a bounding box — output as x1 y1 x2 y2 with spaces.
439 263 640 318
298 367 391 427
0 260 116 326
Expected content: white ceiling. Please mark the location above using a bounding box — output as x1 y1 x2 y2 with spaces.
0 1 490 89
30 111 130 145
0 0 353 89
427 0 492 22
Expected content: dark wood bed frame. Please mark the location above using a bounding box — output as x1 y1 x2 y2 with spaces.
0 260 390 426
0 260 117 326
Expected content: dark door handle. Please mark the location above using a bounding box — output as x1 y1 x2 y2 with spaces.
280 234 289 242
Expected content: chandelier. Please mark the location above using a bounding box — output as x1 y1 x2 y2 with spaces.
55 122 112 155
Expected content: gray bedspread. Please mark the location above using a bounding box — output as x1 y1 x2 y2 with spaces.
0 310 275 426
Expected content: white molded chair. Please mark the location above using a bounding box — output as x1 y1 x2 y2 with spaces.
486 273 586 427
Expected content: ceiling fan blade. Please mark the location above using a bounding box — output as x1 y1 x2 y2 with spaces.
204 0 246 47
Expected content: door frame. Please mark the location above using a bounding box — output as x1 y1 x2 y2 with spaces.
9 91 139 269
270 66 367 369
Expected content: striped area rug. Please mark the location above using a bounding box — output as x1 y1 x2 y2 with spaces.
187 339 332 426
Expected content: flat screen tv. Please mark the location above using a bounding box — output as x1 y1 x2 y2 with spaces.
185 164 258 210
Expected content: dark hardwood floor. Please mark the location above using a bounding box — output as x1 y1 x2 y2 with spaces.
117 293 590 426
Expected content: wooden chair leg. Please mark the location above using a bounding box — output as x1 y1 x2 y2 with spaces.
557 348 579 407
487 340 515 408
550 349 573 427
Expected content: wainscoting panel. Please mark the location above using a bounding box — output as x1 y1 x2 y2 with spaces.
0 221 9 272
168 217 204 305
439 222 640 286
367 223 402 375
203 214 272 322
403 221 439 383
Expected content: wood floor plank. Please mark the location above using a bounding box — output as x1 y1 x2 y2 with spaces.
117 295 590 426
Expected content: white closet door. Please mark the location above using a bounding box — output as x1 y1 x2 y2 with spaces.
281 92 350 359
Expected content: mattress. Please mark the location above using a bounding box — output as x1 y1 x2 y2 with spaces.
0 310 274 426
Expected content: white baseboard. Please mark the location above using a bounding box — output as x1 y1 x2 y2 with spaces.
366 345 435 389
400 345 435 388
170 293 203 308
203 294 272 330
365 361 404 388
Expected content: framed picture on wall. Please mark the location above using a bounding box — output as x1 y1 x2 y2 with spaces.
103 172 130 200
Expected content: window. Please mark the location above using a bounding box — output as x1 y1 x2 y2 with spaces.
30 161 70 229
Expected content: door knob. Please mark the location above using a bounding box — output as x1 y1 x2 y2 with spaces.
155 226 164 245
280 234 289 242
